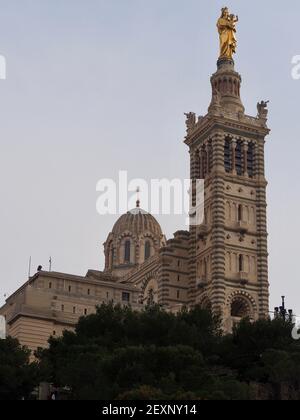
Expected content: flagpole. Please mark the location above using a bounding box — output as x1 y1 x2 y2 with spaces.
28 256 32 279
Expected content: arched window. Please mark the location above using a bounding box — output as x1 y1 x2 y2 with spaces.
238 204 243 222
235 140 243 175
111 247 115 268
201 298 212 312
239 254 244 272
247 143 255 178
204 259 207 279
124 240 131 263
145 241 151 260
224 138 232 172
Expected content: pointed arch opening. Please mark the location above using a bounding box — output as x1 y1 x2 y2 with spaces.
231 296 251 319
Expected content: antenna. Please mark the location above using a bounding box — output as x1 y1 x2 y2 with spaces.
28 256 32 279
49 257 52 272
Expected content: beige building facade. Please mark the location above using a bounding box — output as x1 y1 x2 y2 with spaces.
0 55 270 354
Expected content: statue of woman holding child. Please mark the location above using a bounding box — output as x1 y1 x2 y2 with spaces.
217 7 239 60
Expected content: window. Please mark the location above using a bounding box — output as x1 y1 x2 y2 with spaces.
111 248 115 267
247 143 255 178
239 254 244 272
224 138 232 172
73 307 76 314
84 308 88 316
53 331 56 336
235 141 243 175
87 289 90 296
177 290 180 299
49 282 52 289
68 286 72 293
145 241 151 260
122 292 130 303
124 240 131 263
238 204 243 222
204 259 208 279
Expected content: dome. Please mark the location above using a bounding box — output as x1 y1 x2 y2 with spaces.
104 202 166 276
111 207 163 238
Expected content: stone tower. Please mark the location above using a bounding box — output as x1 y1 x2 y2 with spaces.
185 57 270 331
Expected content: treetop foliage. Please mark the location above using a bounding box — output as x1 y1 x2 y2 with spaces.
1 304 300 400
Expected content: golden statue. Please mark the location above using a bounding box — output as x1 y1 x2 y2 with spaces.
217 7 239 60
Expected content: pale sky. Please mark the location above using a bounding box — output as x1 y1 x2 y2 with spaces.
0 0 299 318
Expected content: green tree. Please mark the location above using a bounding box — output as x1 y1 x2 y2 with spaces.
37 304 300 400
218 318 300 384
0 337 39 400
118 385 165 400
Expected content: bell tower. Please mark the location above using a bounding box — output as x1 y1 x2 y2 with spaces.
185 8 270 331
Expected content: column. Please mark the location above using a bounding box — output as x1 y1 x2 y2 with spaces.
188 149 198 306
202 145 207 179
199 149 204 179
255 139 269 318
210 131 226 316
206 142 211 175
254 142 259 179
